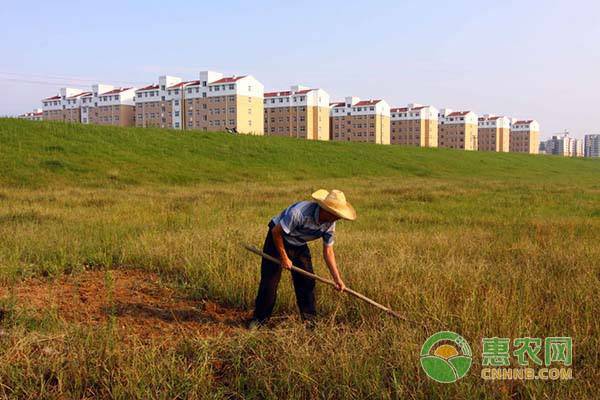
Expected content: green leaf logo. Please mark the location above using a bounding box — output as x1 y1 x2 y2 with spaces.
420 331 472 383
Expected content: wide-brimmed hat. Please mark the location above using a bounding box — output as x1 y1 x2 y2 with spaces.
311 189 356 221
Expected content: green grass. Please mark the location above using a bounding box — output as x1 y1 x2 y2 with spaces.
1 118 598 188
0 118 598 399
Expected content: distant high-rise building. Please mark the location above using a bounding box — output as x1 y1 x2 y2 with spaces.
510 120 539 154
330 97 390 144
571 138 584 157
543 131 583 157
438 109 478 150
478 115 510 152
538 141 546 154
390 103 438 147
584 134 600 158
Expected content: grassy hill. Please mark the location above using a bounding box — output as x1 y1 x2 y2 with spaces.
1 118 598 187
0 119 598 399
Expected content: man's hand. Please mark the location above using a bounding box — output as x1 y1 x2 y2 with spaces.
271 224 292 270
280 256 293 270
323 244 345 292
333 277 346 292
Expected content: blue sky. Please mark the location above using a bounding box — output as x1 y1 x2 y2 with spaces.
2 0 599 138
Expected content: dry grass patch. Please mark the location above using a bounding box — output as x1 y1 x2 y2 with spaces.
0 269 250 340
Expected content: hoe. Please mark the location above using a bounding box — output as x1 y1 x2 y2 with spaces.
243 244 413 323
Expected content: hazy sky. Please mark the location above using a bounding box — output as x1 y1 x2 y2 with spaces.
2 0 599 139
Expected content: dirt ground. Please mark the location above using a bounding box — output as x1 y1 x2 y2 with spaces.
0 269 251 339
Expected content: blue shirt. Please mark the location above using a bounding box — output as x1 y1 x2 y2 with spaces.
270 201 336 247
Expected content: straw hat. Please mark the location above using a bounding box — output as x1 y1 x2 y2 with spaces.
311 189 357 221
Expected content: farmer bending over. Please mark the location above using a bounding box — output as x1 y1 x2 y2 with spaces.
249 189 356 328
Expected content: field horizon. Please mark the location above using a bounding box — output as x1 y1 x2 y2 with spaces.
0 119 598 399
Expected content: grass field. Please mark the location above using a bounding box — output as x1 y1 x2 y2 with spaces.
0 118 598 399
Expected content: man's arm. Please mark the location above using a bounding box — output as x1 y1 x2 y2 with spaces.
323 244 346 291
271 223 292 270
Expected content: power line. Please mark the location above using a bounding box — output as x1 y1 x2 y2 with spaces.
0 77 92 87
0 71 148 86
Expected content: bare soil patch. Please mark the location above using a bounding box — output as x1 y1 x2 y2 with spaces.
0 269 250 339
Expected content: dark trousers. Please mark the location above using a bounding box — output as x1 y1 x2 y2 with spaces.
253 228 316 322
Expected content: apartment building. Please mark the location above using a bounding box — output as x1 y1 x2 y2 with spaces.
42 88 84 122
584 134 600 158
330 97 390 144
135 71 264 134
263 85 329 140
64 91 91 123
438 109 478 150
41 85 136 127
18 108 43 121
87 87 136 126
390 103 438 147
81 84 114 124
510 120 540 154
135 75 185 129
477 115 510 152
182 71 264 134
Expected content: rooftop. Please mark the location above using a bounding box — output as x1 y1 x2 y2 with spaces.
264 88 314 98
478 116 502 121
136 84 159 92
67 92 92 99
168 80 200 89
211 75 247 84
100 87 133 95
447 111 472 117
391 105 427 112
354 100 381 107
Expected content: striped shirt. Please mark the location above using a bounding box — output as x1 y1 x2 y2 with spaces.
270 201 336 247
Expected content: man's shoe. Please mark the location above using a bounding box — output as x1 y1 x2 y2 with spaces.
301 313 317 330
246 318 262 330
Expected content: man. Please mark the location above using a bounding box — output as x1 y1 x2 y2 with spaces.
249 189 356 327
